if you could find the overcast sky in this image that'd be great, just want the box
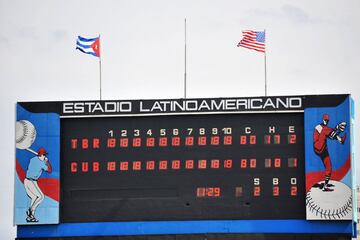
[1,0,360,238]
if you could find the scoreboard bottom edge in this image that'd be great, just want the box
[16,233,352,240]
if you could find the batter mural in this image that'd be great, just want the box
[14,105,60,225]
[305,97,352,220]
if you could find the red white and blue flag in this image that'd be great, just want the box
[76,36,100,57]
[237,30,265,53]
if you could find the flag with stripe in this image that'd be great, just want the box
[237,30,265,53]
[76,36,100,57]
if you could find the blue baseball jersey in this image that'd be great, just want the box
[26,156,48,180]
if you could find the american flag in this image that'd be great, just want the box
[237,30,265,53]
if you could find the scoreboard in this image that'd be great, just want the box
[14,95,356,239]
[62,113,304,222]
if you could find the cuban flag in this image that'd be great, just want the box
[76,36,100,57]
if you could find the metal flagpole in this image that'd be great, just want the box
[184,18,187,99]
[264,29,267,96]
[99,34,102,100]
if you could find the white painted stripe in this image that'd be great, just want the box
[77,39,95,46]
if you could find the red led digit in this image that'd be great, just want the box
[81,162,89,172]
[71,139,78,149]
[274,158,281,168]
[211,159,220,169]
[82,139,89,149]
[146,161,155,170]
[250,135,256,144]
[172,137,180,146]
[133,138,141,147]
[93,162,99,172]
[197,187,205,197]
[198,136,207,146]
[291,186,298,196]
[214,187,221,197]
[159,137,168,147]
[250,158,256,168]
[107,138,116,148]
[223,136,232,145]
[172,160,180,169]
[107,162,116,171]
[133,161,141,170]
[198,160,207,169]
[211,136,220,145]
[224,159,232,169]
[264,135,271,144]
[71,162,77,172]
[120,161,128,171]
[146,138,155,147]
[240,159,247,168]
[93,138,100,148]
[206,187,213,197]
[159,160,168,170]
[240,135,247,145]
[253,186,261,197]
[185,136,194,146]
[120,138,128,147]
[273,186,280,196]
[288,134,297,144]
[274,134,281,144]
[185,160,194,169]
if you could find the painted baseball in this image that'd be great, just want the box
[16,120,37,150]
[306,180,352,220]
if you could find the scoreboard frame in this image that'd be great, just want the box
[15,94,356,239]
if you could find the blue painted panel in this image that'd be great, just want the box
[17,220,353,238]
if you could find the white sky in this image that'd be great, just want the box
[1,0,360,238]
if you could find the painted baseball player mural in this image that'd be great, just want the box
[305,97,353,221]
[313,114,346,192]
[24,147,52,222]
[15,105,60,225]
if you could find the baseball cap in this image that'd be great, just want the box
[323,114,330,121]
[37,147,48,156]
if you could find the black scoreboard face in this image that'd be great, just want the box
[61,113,305,222]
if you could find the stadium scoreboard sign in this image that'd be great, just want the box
[60,96,303,114]
[15,94,356,239]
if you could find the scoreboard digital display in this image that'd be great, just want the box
[61,113,304,222]
[14,94,356,239]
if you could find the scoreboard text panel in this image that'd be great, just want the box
[61,113,305,222]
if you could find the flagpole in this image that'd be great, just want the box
[184,18,187,99]
[99,34,102,100]
[264,29,267,96]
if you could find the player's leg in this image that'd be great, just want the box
[24,179,40,221]
[322,155,332,191]
[24,179,36,203]
[24,179,37,216]
[31,181,45,213]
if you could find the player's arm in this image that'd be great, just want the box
[313,127,324,152]
[313,129,320,143]
[329,122,346,143]
[336,134,346,144]
[45,157,52,173]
